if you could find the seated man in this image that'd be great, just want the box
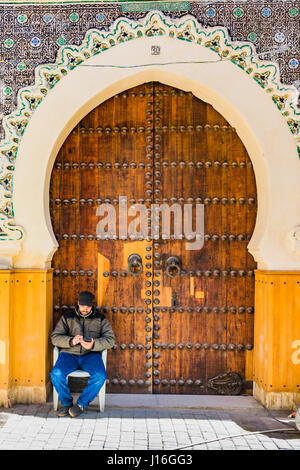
[50,291,115,417]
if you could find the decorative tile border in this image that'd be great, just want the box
[122,2,190,13]
[0,10,299,241]
[1,2,300,124]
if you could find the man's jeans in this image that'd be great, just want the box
[50,351,107,409]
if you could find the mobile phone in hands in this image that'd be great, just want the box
[83,336,92,342]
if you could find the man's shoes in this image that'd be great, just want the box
[69,403,86,418]
[56,405,71,417]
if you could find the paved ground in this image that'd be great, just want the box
[0,395,299,451]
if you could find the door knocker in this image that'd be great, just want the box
[128,254,143,275]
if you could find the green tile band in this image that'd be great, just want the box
[122,2,190,12]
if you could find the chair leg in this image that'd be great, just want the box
[53,387,58,411]
[99,381,106,413]
[99,389,104,412]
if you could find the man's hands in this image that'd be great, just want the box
[80,338,94,350]
[70,335,83,346]
[70,335,94,350]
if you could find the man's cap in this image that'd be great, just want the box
[78,291,95,307]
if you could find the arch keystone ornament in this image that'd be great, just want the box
[0,11,299,408]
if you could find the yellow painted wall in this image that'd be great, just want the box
[1,267,300,408]
[253,270,300,409]
[0,271,14,406]
[0,269,53,407]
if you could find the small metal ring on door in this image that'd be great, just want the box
[128,254,143,275]
[166,256,181,278]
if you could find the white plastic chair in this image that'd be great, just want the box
[53,346,107,412]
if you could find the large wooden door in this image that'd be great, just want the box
[50,82,257,395]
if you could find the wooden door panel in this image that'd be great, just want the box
[97,240,152,393]
[50,81,257,395]
[151,82,256,394]
[51,83,155,394]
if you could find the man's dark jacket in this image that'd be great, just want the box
[51,306,115,355]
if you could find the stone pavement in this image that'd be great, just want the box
[0,395,299,451]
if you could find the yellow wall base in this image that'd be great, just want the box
[0,269,53,408]
[1,386,47,405]
[254,383,300,410]
[253,270,300,409]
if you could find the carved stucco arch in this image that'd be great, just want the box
[0,11,299,269]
